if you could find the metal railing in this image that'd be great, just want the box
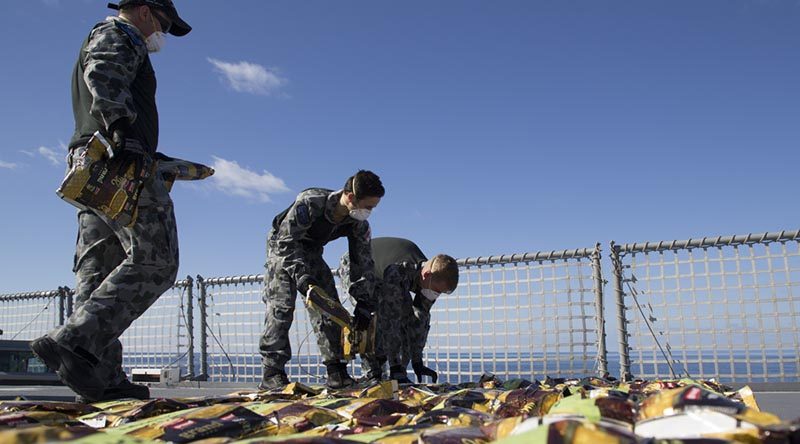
[611,231,800,383]
[2,230,798,385]
[196,274,267,383]
[119,277,195,379]
[0,280,195,380]
[195,273,352,384]
[425,245,606,382]
[0,288,70,341]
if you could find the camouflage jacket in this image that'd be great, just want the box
[383,261,435,363]
[70,16,158,152]
[269,188,376,303]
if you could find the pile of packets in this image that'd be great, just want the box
[1,374,798,443]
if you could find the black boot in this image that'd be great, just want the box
[361,357,385,384]
[365,368,383,384]
[29,336,60,371]
[390,365,412,384]
[76,379,150,403]
[258,367,290,390]
[31,336,105,402]
[326,363,355,389]
[102,379,150,400]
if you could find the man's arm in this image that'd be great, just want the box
[382,264,416,382]
[345,221,377,304]
[274,198,318,292]
[409,297,434,363]
[82,22,143,132]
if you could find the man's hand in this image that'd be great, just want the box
[412,360,438,383]
[107,118,132,155]
[352,301,374,331]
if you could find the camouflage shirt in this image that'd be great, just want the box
[269,188,376,303]
[383,261,435,363]
[70,16,158,152]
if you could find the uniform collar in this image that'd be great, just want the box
[111,16,146,41]
[324,190,344,223]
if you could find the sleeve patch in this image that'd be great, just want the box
[296,204,311,225]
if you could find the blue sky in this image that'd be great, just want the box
[0,0,798,294]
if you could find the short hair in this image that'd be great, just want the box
[430,254,459,292]
[344,170,385,200]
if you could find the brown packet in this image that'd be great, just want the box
[57,131,154,227]
[127,404,269,442]
[0,410,76,428]
[418,425,490,444]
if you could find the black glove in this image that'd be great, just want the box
[412,360,438,384]
[107,118,132,156]
[352,301,374,331]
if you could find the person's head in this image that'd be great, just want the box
[420,254,459,301]
[342,170,385,221]
[110,0,191,39]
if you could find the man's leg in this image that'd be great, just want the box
[258,255,295,388]
[49,179,179,398]
[40,209,126,397]
[68,210,129,388]
[386,291,414,383]
[305,257,354,388]
[361,281,388,381]
[307,261,344,363]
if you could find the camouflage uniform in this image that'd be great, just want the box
[260,188,376,372]
[46,16,179,386]
[69,17,159,153]
[383,262,435,368]
[338,238,433,373]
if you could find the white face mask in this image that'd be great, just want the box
[146,31,166,53]
[349,208,371,221]
[421,288,440,301]
[348,176,372,221]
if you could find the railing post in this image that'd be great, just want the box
[65,287,74,318]
[57,287,66,326]
[591,243,608,376]
[196,275,209,381]
[610,242,633,381]
[185,275,195,379]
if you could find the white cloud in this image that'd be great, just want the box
[210,156,289,202]
[0,161,17,169]
[37,146,63,166]
[208,58,287,96]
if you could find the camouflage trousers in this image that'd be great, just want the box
[259,245,345,372]
[50,146,179,386]
[360,282,415,376]
[337,256,414,376]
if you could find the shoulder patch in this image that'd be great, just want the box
[114,20,145,47]
[296,204,311,225]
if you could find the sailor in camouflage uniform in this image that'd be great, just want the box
[339,237,459,384]
[31,0,192,402]
[259,170,385,389]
